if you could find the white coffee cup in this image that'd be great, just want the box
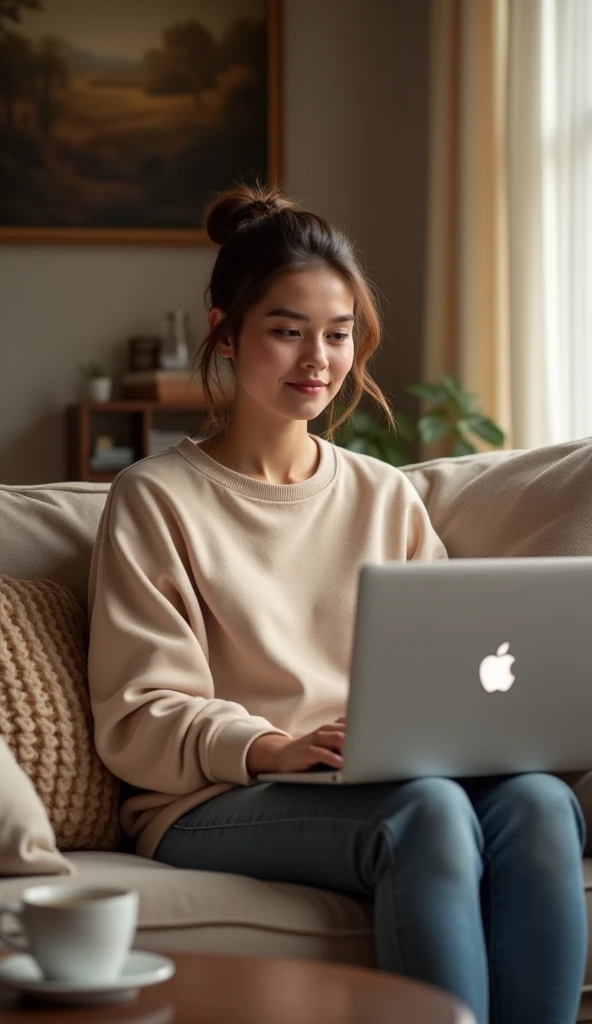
[0,884,139,984]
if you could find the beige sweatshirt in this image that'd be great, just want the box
[87,435,448,857]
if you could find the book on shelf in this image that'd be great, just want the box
[122,370,229,405]
[122,370,200,403]
[89,445,135,471]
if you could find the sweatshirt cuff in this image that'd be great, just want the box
[208,719,290,786]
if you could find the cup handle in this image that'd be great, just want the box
[0,902,29,952]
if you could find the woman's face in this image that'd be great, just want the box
[212,267,356,423]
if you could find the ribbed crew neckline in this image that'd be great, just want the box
[174,434,338,502]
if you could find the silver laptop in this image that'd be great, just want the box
[257,557,592,785]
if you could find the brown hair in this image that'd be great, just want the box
[195,182,393,438]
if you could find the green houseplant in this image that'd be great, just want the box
[335,372,505,466]
[79,360,109,380]
[79,361,113,403]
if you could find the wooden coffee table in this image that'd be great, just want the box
[0,949,475,1023]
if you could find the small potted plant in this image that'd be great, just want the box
[80,361,113,403]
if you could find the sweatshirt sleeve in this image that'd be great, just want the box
[401,476,449,562]
[87,471,289,796]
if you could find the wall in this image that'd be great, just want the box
[0,0,430,483]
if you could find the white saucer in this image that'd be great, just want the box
[0,950,175,1005]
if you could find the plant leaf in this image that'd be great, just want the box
[456,392,481,417]
[406,382,447,403]
[418,415,452,445]
[366,441,384,461]
[456,419,472,440]
[349,409,375,434]
[385,447,410,466]
[441,372,463,399]
[450,439,476,457]
[335,426,354,445]
[467,416,505,447]
[376,421,397,441]
[423,402,450,419]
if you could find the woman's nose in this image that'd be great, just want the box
[301,338,329,368]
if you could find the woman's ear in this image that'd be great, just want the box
[208,307,224,331]
[208,308,234,361]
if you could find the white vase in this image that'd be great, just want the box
[88,377,113,402]
[159,310,190,370]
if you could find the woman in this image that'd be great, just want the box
[88,184,586,1024]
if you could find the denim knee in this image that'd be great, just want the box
[380,777,484,878]
[494,773,586,865]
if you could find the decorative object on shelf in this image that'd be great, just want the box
[128,336,162,372]
[89,446,135,473]
[79,361,113,403]
[89,435,135,473]
[334,373,506,466]
[0,1,281,246]
[122,370,195,403]
[159,310,191,371]
[94,435,116,451]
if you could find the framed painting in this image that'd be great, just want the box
[0,0,281,245]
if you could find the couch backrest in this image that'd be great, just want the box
[407,436,592,558]
[0,482,109,607]
[1,436,591,607]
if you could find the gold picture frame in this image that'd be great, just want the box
[0,0,282,246]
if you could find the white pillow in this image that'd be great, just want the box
[0,737,74,876]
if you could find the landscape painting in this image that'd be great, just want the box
[0,0,281,243]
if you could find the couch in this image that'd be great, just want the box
[1,436,592,1019]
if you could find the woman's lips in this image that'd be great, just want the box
[286,382,328,395]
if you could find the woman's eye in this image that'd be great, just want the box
[272,328,349,341]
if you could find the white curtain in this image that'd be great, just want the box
[509,0,592,447]
[425,0,592,452]
[424,0,513,450]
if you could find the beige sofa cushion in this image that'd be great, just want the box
[402,436,592,557]
[0,851,375,965]
[0,737,73,877]
[0,576,120,852]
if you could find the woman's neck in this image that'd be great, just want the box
[199,414,319,486]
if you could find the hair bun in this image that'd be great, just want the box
[205,183,295,246]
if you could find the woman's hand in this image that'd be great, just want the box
[246,717,346,776]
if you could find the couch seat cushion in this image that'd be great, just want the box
[0,850,373,940]
[2,853,592,1009]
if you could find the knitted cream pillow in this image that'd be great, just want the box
[0,576,119,851]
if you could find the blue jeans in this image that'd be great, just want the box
[155,773,587,1024]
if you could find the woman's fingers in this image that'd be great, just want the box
[315,727,345,748]
[309,745,343,767]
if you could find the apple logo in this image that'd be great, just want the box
[479,642,516,693]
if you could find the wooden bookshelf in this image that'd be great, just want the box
[67,401,209,482]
